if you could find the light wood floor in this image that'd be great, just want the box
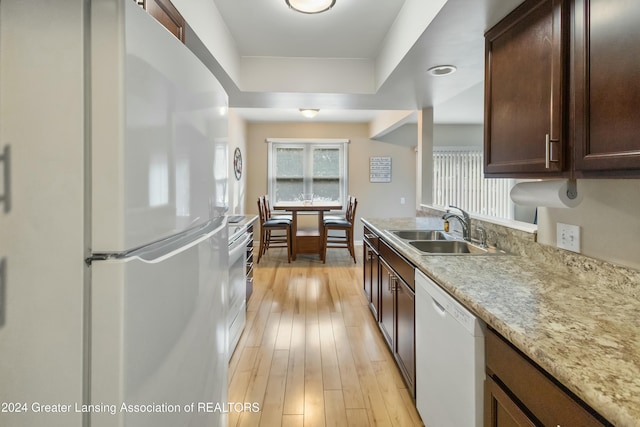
[227,245,424,427]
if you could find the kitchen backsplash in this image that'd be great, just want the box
[417,206,640,299]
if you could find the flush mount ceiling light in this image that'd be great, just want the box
[285,0,336,14]
[299,108,319,118]
[427,65,457,77]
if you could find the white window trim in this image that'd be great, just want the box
[266,138,349,209]
[266,138,350,144]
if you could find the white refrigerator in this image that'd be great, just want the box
[0,1,229,426]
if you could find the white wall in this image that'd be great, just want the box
[433,124,483,147]
[227,109,248,215]
[245,122,416,241]
[375,0,447,88]
[240,57,375,94]
[537,179,640,270]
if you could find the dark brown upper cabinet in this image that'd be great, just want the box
[572,0,640,175]
[137,0,185,43]
[484,0,569,178]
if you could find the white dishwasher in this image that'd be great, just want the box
[415,269,485,427]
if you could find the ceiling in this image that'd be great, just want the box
[213,0,406,59]
[211,0,524,125]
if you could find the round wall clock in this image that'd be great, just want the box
[233,147,243,180]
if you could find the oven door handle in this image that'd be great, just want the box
[229,233,252,262]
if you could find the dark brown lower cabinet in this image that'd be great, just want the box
[379,240,416,396]
[378,259,395,349]
[485,328,609,426]
[485,376,536,427]
[370,250,379,320]
[362,228,416,396]
[363,231,380,320]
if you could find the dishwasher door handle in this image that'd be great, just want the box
[431,297,447,316]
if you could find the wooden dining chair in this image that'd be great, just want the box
[323,194,351,222]
[256,196,292,263]
[264,195,292,221]
[322,196,357,264]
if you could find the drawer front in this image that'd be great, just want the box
[486,329,606,427]
[379,239,414,290]
[363,226,379,252]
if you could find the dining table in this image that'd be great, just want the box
[272,201,342,261]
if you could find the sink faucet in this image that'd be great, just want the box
[442,205,471,241]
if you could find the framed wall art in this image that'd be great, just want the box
[233,147,243,180]
[369,156,391,182]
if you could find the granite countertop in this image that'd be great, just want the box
[362,217,640,427]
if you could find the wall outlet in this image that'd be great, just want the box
[400,197,405,205]
[557,223,581,253]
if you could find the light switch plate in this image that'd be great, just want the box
[557,223,581,253]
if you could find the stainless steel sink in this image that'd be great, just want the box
[388,228,508,255]
[408,240,490,254]
[390,230,450,241]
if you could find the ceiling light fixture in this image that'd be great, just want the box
[427,65,457,77]
[285,0,336,14]
[299,108,319,118]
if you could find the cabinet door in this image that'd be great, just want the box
[364,242,380,320]
[486,329,607,427]
[379,260,394,350]
[395,276,415,395]
[370,251,379,321]
[485,376,537,427]
[484,0,568,177]
[363,243,373,302]
[144,0,185,42]
[573,0,640,173]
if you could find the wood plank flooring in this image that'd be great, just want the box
[228,245,424,427]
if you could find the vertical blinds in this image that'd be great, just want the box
[433,148,514,220]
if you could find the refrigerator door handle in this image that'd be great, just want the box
[0,145,11,213]
[90,218,226,265]
[0,257,6,328]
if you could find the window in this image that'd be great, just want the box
[266,139,349,205]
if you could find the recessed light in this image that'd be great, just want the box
[299,109,319,118]
[285,0,336,14]
[427,65,457,77]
